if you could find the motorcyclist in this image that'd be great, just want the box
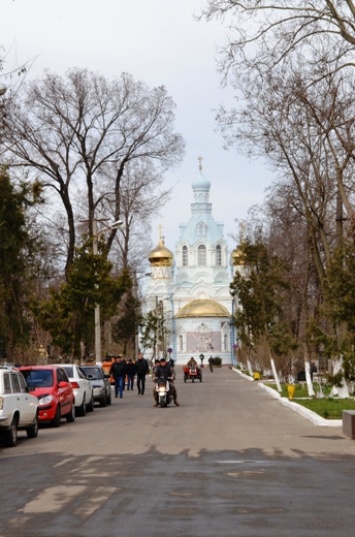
[153,357,179,407]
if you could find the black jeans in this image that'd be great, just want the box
[137,375,146,394]
[127,375,135,390]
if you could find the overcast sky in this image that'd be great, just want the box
[1,0,273,252]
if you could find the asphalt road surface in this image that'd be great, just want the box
[1,367,355,537]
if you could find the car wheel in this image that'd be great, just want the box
[4,417,18,447]
[51,405,61,427]
[86,394,94,412]
[66,404,76,423]
[76,395,86,417]
[26,413,39,438]
[100,395,107,407]
[106,390,112,406]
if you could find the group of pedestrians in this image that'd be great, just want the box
[108,353,180,406]
[109,353,149,398]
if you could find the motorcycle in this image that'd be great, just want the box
[155,377,173,408]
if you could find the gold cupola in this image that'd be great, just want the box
[231,222,246,266]
[175,299,230,318]
[231,245,245,266]
[148,237,173,267]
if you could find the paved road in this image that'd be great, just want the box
[1,367,354,537]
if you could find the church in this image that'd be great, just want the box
[141,163,240,366]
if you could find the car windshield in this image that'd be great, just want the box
[21,369,53,387]
[81,367,101,380]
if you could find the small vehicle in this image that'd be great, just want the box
[0,366,39,447]
[19,365,75,427]
[81,365,112,407]
[183,364,202,383]
[155,377,172,408]
[54,364,95,416]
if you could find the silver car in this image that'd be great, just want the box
[80,365,112,407]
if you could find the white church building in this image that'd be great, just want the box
[141,165,239,366]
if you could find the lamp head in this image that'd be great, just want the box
[111,219,124,229]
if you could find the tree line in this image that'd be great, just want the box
[0,67,184,362]
[202,1,355,384]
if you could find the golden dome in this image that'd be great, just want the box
[148,239,174,267]
[231,246,245,266]
[175,299,230,318]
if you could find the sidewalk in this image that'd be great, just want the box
[233,367,342,427]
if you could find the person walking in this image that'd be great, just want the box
[135,352,149,395]
[110,355,127,398]
[208,356,214,372]
[126,359,137,390]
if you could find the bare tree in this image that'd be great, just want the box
[202,1,355,237]
[98,159,172,271]
[221,60,345,269]
[3,69,185,276]
[202,1,355,79]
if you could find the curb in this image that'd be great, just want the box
[233,368,342,427]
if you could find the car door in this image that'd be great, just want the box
[57,368,72,414]
[10,372,32,426]
[17,372,37,425]
[77,366,92,401]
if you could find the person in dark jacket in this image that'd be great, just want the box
[126,359,137,390]
[109,355,127,398]
[153,357,179,406]
[135,352,149,395]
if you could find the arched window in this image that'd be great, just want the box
[216,245,222,266]
[198,244,206,266]
[224,334,228,351]
[182,245,188,266]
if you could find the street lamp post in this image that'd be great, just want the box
[93,219,123,363]
[155,297,164,359]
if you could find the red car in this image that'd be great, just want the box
[19,365,75,427]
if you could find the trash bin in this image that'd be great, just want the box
[253,372,260,381]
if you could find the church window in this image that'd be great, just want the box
[216,245,222,266]
[198,244,206,265]
[182,245,188,266]
[197,221,207,237]
[224,334,228,351]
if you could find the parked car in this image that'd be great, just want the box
[53,364,94,417]
[80,365,111,407]
[19,365,75,427]
[0,366,39,447]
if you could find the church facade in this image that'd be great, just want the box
[141,166,238,365]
